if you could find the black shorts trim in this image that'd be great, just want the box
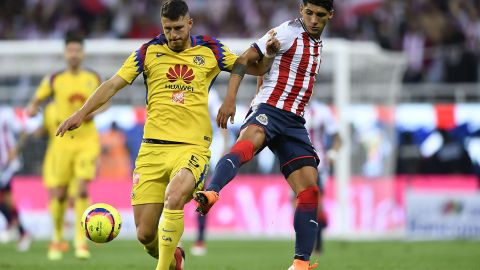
[142,138,185,145]
[281,156,318,179]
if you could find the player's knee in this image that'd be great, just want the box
[164,189,188,210]
[136,227,157,245]
[55,190,68,202]
[296,186,319,211]
[77,190,88,198]
[230,140,255,164]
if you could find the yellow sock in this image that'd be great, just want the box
[156,209,184,270]
[49,198,66,242]
[74,197,89,248]
[144,232,159,259]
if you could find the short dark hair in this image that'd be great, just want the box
[65,31,84,46]
[161,0,189,20]
[303,0,334,12]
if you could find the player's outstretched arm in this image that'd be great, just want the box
[56,75,128,137]
[217,33,279,129]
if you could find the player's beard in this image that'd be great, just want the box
[68,58,82,70]
[169,39,185,52]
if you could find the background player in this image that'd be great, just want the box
[304,99,342,255]
[195,1,334,269]
[190,87,230,257]
[0,104,32,252]
[56,1,279,269]
[26,32,101,260]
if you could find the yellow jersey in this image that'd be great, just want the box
[116,34,238,148]
[43,102,58,139]
[35,69,101,143]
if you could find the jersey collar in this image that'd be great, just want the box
[299,18,322,43]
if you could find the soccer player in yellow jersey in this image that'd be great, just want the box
[57,1,279,269]
[27,33,101,260]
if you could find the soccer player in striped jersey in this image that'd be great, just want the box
[194,1,335,269]
[56,1,279,269]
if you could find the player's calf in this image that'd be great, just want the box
[206,140,254,193]
[293,186,319,262]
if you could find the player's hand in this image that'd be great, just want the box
[7,149,18,165]
[56,111,85,137]
[265,30,280,58]
[25,103,40,117]
[217,100,236,129]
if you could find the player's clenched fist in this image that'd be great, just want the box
[265,30,280,58]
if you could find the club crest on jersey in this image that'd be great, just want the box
[256,114,268,125]
[172,91,185,104]
[166,64,195,84]
[193,55,205,66]
[68,93,87,104]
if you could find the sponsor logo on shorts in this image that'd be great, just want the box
[133,173,140,185]
[256,114,268,125]
[172,91,185,104]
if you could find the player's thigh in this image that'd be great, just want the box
[42,144,57,189]
[271,134,319,193]
[238,124,267,153]
[52,146,75,186]
[286,166,318,195]
[133,203,164,241]
[74,145,99,181]
[171,145,210,200]
[165,168,196,209]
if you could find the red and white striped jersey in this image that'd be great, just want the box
[251,19,323,116]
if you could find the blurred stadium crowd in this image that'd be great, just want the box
[0,0,479,178]
[1,0,479,82]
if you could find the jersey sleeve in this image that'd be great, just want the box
[34,75,53,101]
[196,35,238,72]
[217,41,238,72]
[252,21,292,58]
[116,45,147,84]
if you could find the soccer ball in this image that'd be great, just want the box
[81,203,122,243]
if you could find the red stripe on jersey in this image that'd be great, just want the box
[267,38,298,106]
[283,33,311,112]
[296,42,320,115]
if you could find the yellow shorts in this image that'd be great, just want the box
[43,143,80,197]
[131,143,210,205]
[42,143,56,188]
[48,140,100,188]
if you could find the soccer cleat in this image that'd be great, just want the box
[75,244,91,259]
[17,233,32,252]
[173,247,185,270]
[47,242,65,261]
[190,241,207,256]
[288,259,318,270]
[193,190,219,215]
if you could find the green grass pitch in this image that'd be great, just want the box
[0,240,479,270]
